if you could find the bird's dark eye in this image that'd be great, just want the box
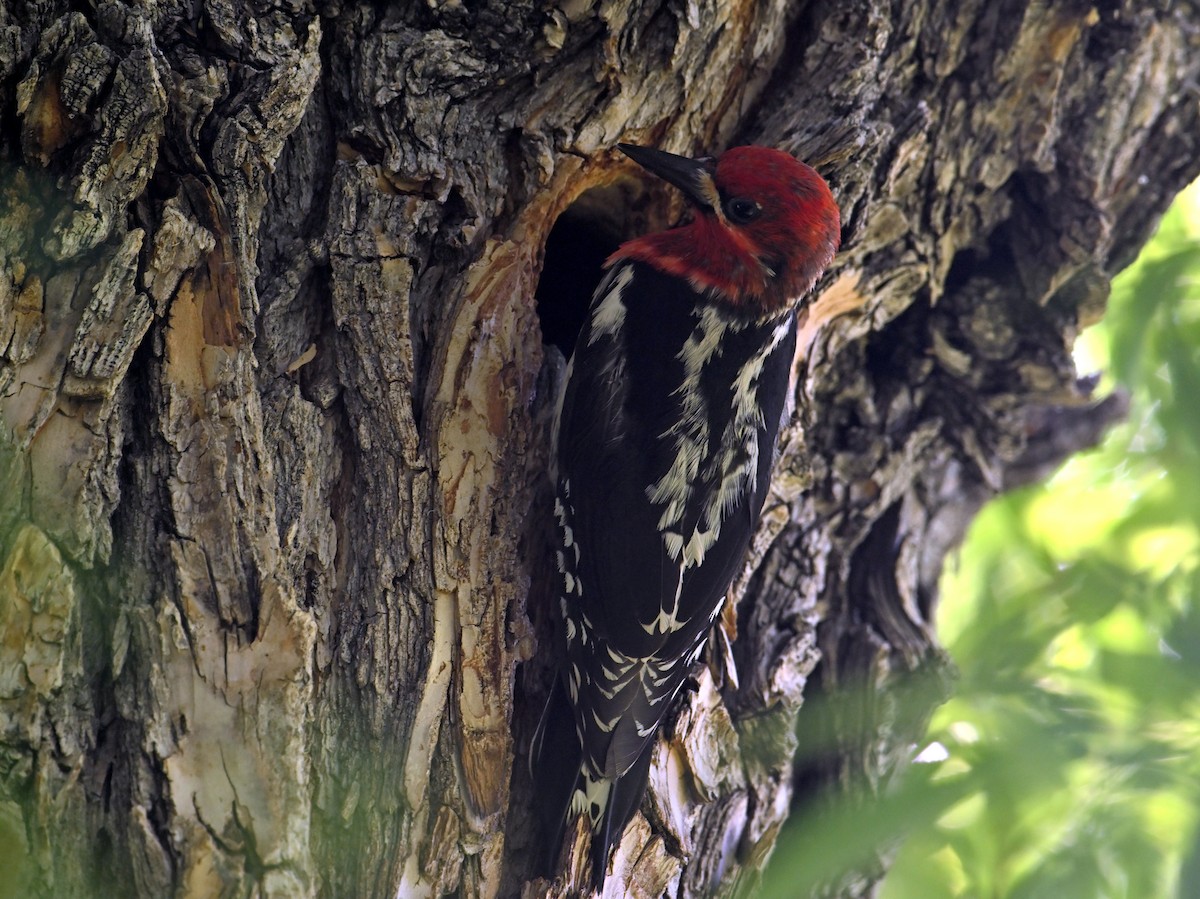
[725,197,761,224]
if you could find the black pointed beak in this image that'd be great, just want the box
[618,144,718,211]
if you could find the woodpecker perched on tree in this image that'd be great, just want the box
[533,143,841,888]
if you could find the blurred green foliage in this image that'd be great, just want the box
[882,179,1200,898]
[761,179,1200,898]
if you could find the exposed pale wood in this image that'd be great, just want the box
[0,2,1196,898]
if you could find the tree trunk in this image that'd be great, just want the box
[1,1,1196,897]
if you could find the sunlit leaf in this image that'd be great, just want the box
[878,177,1200,899]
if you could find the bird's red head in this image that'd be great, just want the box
[610,144,841,318]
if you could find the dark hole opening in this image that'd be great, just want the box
[534,181,651,356]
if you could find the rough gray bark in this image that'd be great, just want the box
[0,2,1196,898]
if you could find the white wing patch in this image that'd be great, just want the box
[649,309,793,569]
[646,306,729,531]
[640,564,686,634]
[555,492,584,597]
[709,317,794,526]
[591,707,617,733]
[588,265,633,344]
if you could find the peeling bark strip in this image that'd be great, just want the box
[0,2,1196,898]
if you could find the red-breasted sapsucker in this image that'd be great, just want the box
[533,143,841,889]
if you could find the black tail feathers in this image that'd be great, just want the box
[590,745,653,889]
[531,680,657,891]
[531,679,583,876]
